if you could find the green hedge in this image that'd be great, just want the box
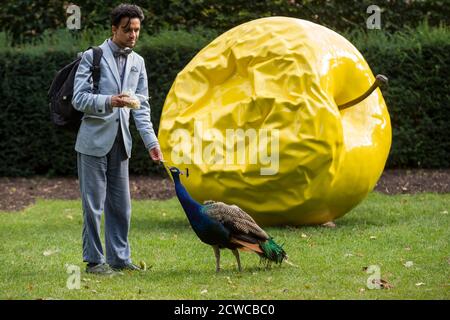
[0,30,214,176]
[0,25,448,177]
[1,0,448,45]
[353,25,450,168]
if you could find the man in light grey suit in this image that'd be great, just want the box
[72,4,163,275]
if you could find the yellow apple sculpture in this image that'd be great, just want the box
[158,17,391,226]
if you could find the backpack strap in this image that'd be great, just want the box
[87,46,103,94]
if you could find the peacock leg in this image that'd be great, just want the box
[232,249,242,272]
[213,245,221,272]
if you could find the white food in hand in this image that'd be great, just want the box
[123,96,140,109]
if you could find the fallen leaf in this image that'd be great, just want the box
[321,221,336,228]
[362,266,393,289]
[139,260,147,271]
[404,261,414,268]
[344,253,354,257]
[415,282,426,286]
[344,252,364,258]
[43,249,60,256]
[371,278,394,289]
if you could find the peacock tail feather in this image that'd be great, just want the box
[259,238,287,265]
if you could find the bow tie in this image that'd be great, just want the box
[113,47,132,58]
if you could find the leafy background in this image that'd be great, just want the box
[0,1,448,176]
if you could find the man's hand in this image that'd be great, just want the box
[149,145,163,164]
[111,94,130,108]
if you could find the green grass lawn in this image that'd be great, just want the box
[0,192,448,300]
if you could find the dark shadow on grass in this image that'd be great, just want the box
[334,217,388,228]
[131,216,190,232]
[336,212,409,229]
[153,264,282,277]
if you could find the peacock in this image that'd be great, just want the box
[167,166,287,272]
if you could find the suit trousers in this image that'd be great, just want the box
[77,128,132,267]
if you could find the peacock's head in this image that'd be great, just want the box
[169,166,183,176]
[168,166,189,181]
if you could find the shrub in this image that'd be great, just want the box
[0,29,214,176]
[1,0,448,45]
[350,24,450,168]
[0,24,448,176]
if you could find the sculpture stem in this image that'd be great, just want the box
[338,74,388,110]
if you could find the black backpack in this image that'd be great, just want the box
[48,46,103,131]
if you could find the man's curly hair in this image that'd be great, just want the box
[111,4,144,27]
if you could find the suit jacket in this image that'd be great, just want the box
[72,39,158,158]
